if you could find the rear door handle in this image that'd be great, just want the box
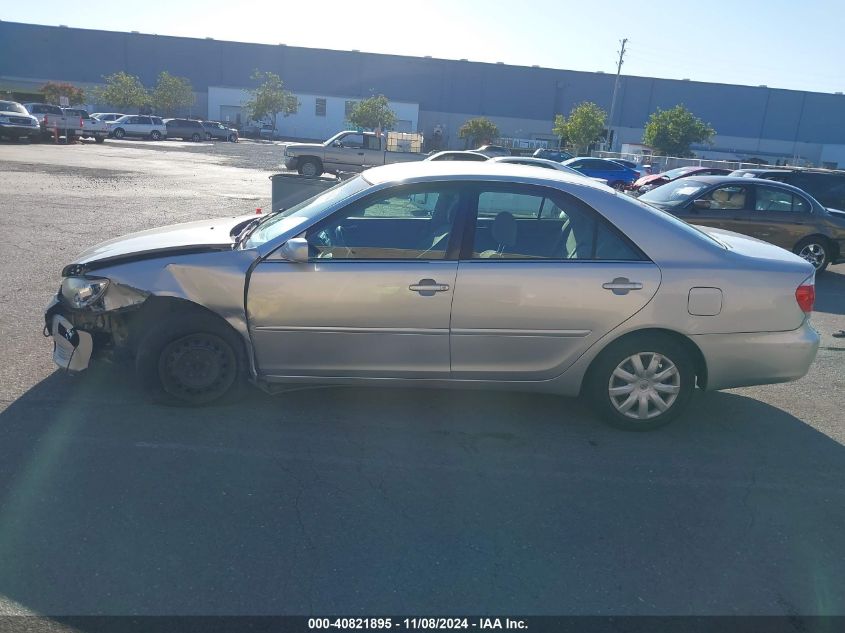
[602,278,643,295]
[409,279,450,296]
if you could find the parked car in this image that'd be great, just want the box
[632,166,732,195]
[202,120,239,142]
[284,130,425,177]
[476,144,511,157]
[730,167,845,213]
[107,115,167,140]
[164,118,206,142]
[44,162,818,431]
[563,157,640,189]
[63,108,109,143]
[22,102,83,141]
[0,100,40,141]
[639,176,845,272]
[91,113,125,122]
[533,148,574,162]
[489,156,606,183]
[425,150,490,162]
[612,158,651,178]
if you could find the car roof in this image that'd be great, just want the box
[673,175,824,199]
[362,160,609,191]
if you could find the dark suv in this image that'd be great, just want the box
[730,168,845,212]
[164,118,206,142]
[201,120,239,142]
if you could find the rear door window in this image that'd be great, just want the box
[755,186,809,213]
[470,185,644,260]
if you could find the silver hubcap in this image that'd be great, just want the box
[301,162,317,177]
[608,352,680,420]
[798,243,825,269]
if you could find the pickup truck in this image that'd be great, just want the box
[64,108,109,143]
[284,130,425,177]
[22,103,84,141]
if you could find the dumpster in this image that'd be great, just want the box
[269,173,338,212]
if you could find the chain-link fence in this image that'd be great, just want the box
[592,151,775,173]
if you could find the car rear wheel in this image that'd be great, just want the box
[587,334,695,431]
[298,159,322,177]
[150,130,162,141]
[113,127,125,139]
[191,132,201,142]
[228,134,237,143]
[794,237,829,273]
[136,313,248,406]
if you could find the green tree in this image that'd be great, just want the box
[552,113,568,148]
[458,117,499,148]
[245,70,299,137]
[91,72,149,111]
[40,81,85,106]
[348,95,397,131]
[562,102,606,154]
[151,71,195,116]
[642,104,716,157]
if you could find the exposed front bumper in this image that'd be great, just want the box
[692,320,820,391]
[284,157,299,170]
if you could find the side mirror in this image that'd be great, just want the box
[332,141,343,147]
[692,199,712,210]
[278,237,309,263]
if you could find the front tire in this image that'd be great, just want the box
[136,313,247,406]
[95,135,106,144]
[794,236,829,273]
[298,158,322,177]
[587,334,695,431]
[113,127,125,139]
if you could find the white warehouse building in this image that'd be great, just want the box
[207,87,419,140]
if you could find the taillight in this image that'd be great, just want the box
[795,276,815,314]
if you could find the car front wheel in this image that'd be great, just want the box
[150,130,162,141]
[587,334,695,430]
[112,127,125,139]
[136,313,247,406]
[298,159,322,177]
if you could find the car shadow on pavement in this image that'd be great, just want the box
[0,367,843,616]
[816,267,845,316]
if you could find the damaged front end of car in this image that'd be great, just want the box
[44,270,151,372]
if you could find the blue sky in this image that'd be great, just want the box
[4,0,844,94]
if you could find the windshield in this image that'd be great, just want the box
[0,101,27,114]
[628,193,727,248]
[245,175,370,248]
[661,167,695,180]
[639,178,709,207]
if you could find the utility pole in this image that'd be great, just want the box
[607,38,628,152]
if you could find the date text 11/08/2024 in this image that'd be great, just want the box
[307,618,528,630]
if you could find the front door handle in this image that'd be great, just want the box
[409,278,450,296]
[602,277,643,295]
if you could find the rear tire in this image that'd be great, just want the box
[95,135,105,143]
[228,134,237,143]
[587,334,695,431]
[150,130,162,141]
[298,159,322,177]
[135,313,248,406]
[191,133,201,142]
[793,236,830,273]
[113,127,125,139]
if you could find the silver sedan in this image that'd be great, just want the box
[45,162,820,430]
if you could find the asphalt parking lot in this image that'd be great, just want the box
[0,139,844,616]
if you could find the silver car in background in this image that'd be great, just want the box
[44,162,819,430]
